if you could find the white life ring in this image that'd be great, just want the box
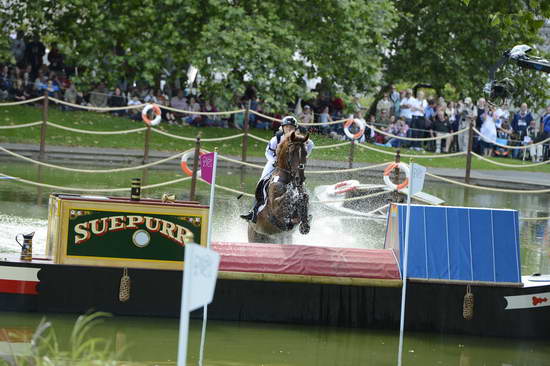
[333,180,360,195]
[343,118,365,140]
[383,162,410,191]
[180,149,206,177]
[142,104,162,126]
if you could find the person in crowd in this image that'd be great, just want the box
[399,89,414,127]
[127,94,142,121]
[170,89,188,123]
[390,85,400,117]
[431,108,452,153]
[409,90,427,151]
[385,117,409,148]
[186,96,202,126]
[24,35,45,81]
[511,103,533,159]
[12,78,29,101]
[480,110,497,157]
[108,87,127,116]
[494,117,513,157]
[62,83,79,110]
[522,120,543,162]
[11,31,26,68]
[376,92,393,119]
[458,97,476,152]
[89,82,108,108]
[203,100,223,127]
[318,106,333,135]
[47,42,64,73]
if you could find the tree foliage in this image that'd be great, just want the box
[0,0,397,109]
[384,0,550,109]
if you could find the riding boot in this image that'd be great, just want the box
[240,201,258,223]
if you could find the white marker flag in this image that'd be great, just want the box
[409,163,427,196]
[177,243,220,365]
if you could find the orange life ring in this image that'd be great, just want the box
[142,104,162,126]
[383,162,410,191]
[343,118,365,140]
[180,150,206,177]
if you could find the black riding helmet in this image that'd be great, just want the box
[281,116,298,127]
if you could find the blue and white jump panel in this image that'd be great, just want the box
[384,204,521,284]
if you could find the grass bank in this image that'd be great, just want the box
[1,104,549,173]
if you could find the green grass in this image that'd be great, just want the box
[1,104,549,173]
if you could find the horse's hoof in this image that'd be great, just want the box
[299,222,310,235]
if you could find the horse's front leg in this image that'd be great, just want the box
[298,191,311,235]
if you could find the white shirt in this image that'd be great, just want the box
[480,116,497,143]
[411,98,426,117]
[400,97,414,119]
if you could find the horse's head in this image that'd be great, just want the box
[276,131,309,186]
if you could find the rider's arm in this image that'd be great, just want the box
[306,139,314,156]
[265,136,277,161]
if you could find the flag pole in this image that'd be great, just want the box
[198,148,218,366]
[177,245,192,366]
[397,162,414,366]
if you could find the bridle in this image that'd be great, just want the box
[279,141,307,187]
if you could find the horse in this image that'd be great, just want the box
[247,131,311,244]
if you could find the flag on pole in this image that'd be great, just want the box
[409,163,426,196]
[199,152,215,184]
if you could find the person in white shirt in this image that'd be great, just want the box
[399,89,414,125]
[240,116,314,223]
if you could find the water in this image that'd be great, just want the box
[1,161,550,364]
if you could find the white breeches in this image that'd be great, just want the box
[261,160,276,181]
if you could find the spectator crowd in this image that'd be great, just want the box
[1,34,549,162]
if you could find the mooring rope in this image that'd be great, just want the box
[355,142,468,159]
[0,121,43,129]
[425,172,550,194]
[0,172,191,192]
[0,96,45,106]
[473,127,550,149]
[151,128,245,142]
[0,146,185,173]
[472,152,550,168]
[49,97,146,112]
[47,121,148,135]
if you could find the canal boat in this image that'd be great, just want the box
[1,194,549,339]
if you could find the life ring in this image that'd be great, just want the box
[334,180,360,195]
[142,104,162,126]
[180,150,206,177]
[383,162,410,191]
[343,118,365,140]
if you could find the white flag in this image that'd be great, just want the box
[184,244,220,312]
[409,163,427,196]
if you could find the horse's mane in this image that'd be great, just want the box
[276,132,308,169]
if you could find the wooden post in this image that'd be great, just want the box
[465,120,474,184]
[241,100,251,163]
[143,125,151,164]
[189,133,202,201]
[348,140,355,169]
[39,92,49,162]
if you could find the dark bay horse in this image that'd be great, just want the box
[248,131,311,243]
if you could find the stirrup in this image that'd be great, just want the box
[240,211,253,221]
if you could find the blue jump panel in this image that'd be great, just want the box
[386,204,521,284]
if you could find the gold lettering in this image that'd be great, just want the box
[126,215,144,229]
[74,222,90,244]
[175,225,193,246]
[160,219,177,240]
[109,215,126,231]
[90,218,110,236]
[145,216,160,232]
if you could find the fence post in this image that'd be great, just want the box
[189,134,202,201]
[143,125,151,164]
[348,140,355,169]
[39,92,49,162]
[465,120,474,184]
[242,100,251,163]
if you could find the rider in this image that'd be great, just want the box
[240,115,314,223]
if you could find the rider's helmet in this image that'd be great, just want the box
[281,116,298,127]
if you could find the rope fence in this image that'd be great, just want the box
[473,127,550,150]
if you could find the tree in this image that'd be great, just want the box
[0,0,397,109]
[383,0,550,109]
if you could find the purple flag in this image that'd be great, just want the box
[199,152,215,184]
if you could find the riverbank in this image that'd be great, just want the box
[2,142,550,190]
